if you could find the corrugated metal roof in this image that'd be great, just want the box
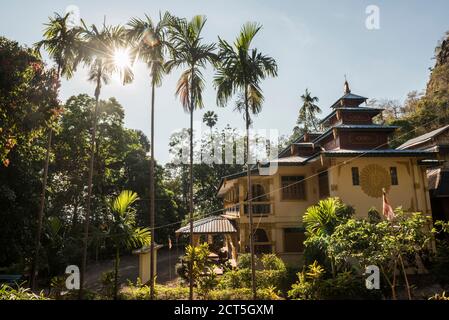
[336,124,399,130]
[176,216,237,234]
[397,125,449,150]
[320,107,383,124]
[270,155,308,163]
[322,149,435,157]
[428,169,449,197]
[330,92,368,108]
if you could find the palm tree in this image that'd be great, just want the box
[126,12,170,300]
[31,12,82,290]
[214,22,278,299]
[107,190,151,299]
[78,21,134,298]
[165,15,217,300]
[203,111,218,134]
[303,197,354,276]
[297,88,321,133]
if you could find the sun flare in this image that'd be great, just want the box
[113,48,131,69]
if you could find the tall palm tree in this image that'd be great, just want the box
[203,110,218,134]
[126,12,170,300]
[165,15,217,300]
[214,22,278,299]
[78,21,134,298]
[107,190,151,300]
[31,12,82,290]
[297,88,321,133]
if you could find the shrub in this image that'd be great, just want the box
[175,262,188,282]
[237,253,256,269]
[0,283,48,300]
[429,292,449,300]
[368,207,382,224]
[288,262,381,300]
[197,267,218,299]
[257,270,286,290]
[318,272,381,300]
[183,243,213,286]
[219,254,287,292]
[100,270,116,299]
[218,268,251,289]
[261,254,286,271]
[121,284,190,300]
[288,261,325,300]
[430,240,449,285]
[208,287,282,300]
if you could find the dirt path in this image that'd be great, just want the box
[85,247,183,290]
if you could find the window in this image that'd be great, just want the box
[284,228,306,253]
[252,229,271,254]
[351,167,360,186]
[318,171,330,199]
[281,176,306,200]
[254,229,269,242]
[390,167,398,185]
[245,184,268,202]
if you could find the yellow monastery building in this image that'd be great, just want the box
[215,82,437,265]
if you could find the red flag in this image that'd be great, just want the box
[382,188,395,221]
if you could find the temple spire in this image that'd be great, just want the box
[344,76,351,94]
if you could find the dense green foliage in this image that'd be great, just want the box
[0,283,48,300]
[0,37,60,166]
[218,253,287,295]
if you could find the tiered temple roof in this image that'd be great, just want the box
[281,81,435,159]
[216,82,436,195]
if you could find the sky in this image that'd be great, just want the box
[1,0,449,163]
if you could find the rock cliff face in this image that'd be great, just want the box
[427,32,449,96]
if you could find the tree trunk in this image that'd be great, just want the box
[189,67,195,300]
[392,258,398,300]
[245,86,257,300]
[30,64,61,291]
[30,128,52,291]
[149,80,156,300]
[399,254,412,300]
[114,247,120,300]
[80,65,102,299]
[71,200,79,233]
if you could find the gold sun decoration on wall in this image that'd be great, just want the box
[360,164,391,198]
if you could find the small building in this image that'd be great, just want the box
[216,81,436,266]
[398,124,449,222]
[175,215,238,262]
[133,244,163,285]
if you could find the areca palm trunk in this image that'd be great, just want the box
[30,65,61,291]
[114,247,120,300]
[245,87,257,300]
[30,128,52,291]
[80,63,102,299]
[189,67,195,300]
[149,80,156,300]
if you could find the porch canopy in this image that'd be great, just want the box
[175,215,237,235]
[176,215,238,261]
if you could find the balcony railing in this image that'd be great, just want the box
[224,204,240,216]
[224,201,274,217]
[243,201,273,216]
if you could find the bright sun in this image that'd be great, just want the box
[114,48,131,69]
